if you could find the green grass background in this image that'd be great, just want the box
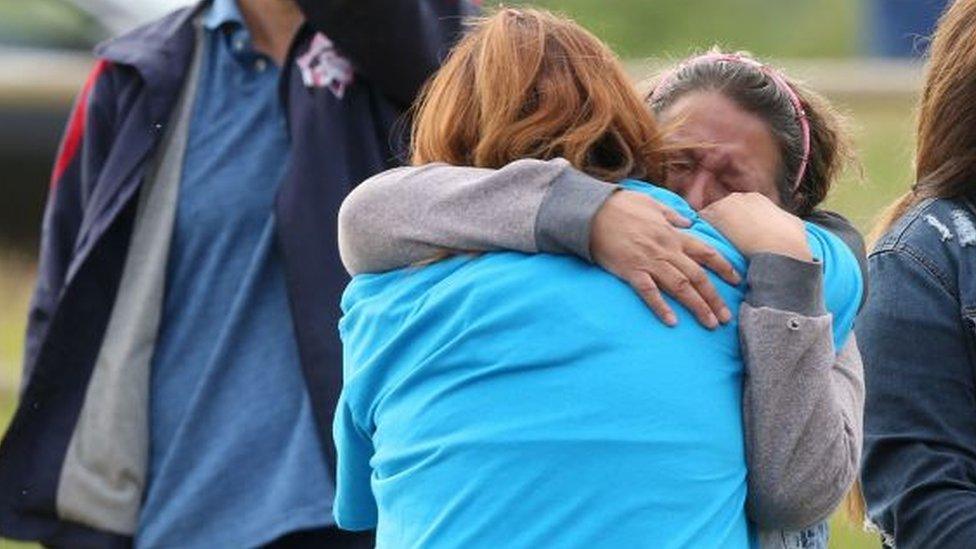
[1,1,918,547]
[512,0,861,59]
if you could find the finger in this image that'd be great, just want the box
[697,203,721,224]
[683,236,742,286]
[655,262,719,329]
[671,253,732,325]
[657,204,692,228]
[627,270,678,327]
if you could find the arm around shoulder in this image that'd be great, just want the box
[338,159,615,275]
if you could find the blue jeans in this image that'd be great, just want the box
[761,522,829,549]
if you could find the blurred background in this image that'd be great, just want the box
[0,1,950,547]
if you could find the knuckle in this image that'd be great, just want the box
[672,276,692,292]
[689,270,709,286]
[703,248,722,260]
[652,247,676,261]
[634,279,658,295]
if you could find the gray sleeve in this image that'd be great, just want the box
[739,254,865,531]
[337,158,616,275]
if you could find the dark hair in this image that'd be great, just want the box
[647,49,854,216]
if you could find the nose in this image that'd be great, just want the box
[683,170,713,210]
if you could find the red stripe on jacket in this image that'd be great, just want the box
[50,59,110,189]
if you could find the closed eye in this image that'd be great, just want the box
[666,152,698,173]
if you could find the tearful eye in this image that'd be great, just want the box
[667,157,697,174]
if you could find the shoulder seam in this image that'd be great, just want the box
[875,198,937,251]
[871,246,958,301]
[49,59,112,190]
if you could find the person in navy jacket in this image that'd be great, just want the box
[0,1,475,546]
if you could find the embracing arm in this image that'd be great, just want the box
[295,0,479,107]
[340,159,739,327]
[739,254,864,530]
[698,193,864,529]
[338,158,614,274]
[339,166,867,300]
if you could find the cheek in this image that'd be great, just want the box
[662,170,688,193]
[758,161,785,202]
[697,185,732,209]
[734,169,782,204]
[757,176,784,206]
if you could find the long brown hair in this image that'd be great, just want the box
[411,8,665,183]
[871,0,976,241]
[850,0,976,526]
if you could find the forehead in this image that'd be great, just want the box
[659,90,780,168]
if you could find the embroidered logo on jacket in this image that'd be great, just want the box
[296,33,354,98]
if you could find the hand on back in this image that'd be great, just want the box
[590,190,741,329]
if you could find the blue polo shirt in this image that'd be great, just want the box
[136,2,333,547]
[335,181,861,548]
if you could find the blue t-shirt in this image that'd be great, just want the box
[335,181,861,548]
[136,2,333,547]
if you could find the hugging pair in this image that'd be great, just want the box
[334,8,864,549]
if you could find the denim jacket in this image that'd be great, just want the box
[761,523,830,549]
[858,196,976,548]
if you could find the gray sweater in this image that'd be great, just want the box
[337,158,864,532]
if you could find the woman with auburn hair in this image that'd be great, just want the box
[333,9,862,547]
[409,9,666,182]
[340,32,865,549]
[858,0,976,546]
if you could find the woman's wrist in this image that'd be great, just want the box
[750,241,813,262]
[745,253,826,316]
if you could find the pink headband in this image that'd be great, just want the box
[650,53,811,191]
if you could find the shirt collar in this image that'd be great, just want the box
[202,0,245,31]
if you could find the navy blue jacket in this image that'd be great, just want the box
[859,196,976,548]
[0,1,474,545]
